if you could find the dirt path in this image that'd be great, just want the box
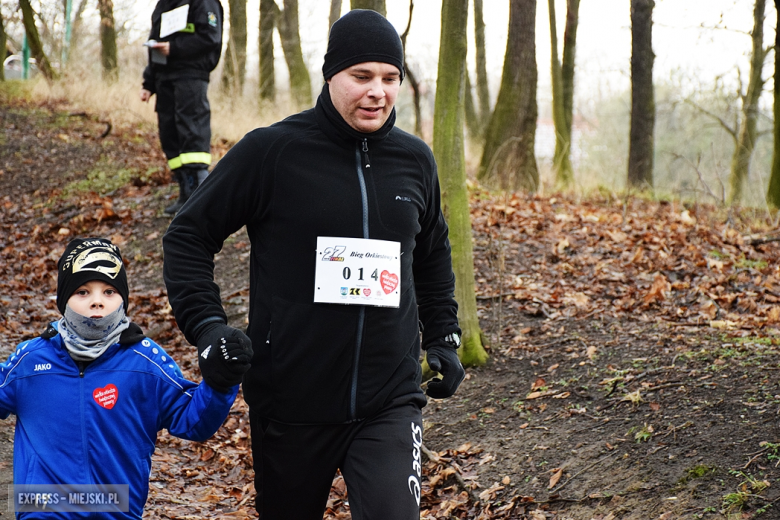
[424,317,780,519]
[3,96,780,519]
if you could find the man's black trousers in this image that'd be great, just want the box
[154,77,212,171]
[250,401,423,519]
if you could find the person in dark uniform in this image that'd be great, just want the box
[162,9,465,519]
[140,0,223,215]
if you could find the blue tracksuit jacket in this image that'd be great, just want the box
[0,323,238,519]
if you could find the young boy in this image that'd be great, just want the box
[0,238,252,518]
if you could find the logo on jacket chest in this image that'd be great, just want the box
[93,384,119,410]
[33,363,51,372]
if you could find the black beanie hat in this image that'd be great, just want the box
[322,9,404,82]
[57,238,129,314]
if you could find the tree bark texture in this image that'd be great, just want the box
[0,11,6,81]
[464,69,480,138]
[432,0,488,368]
[548,0,573,187]
[473,0,490,133]
[258,0,276,102]
[478,0,539,192]
[628,0,655,189]
[97,0,118,82]
[767,0,780,208]
[68,0,89,62]
[350,0,386,16]
[19,0,57,82]
[561,0,579,142]
[399,1,423,138]
[329,0,343,29]
[274,0,312,110]
[222,0,248,93]
[729,0,766,205]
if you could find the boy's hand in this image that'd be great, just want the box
[425,340,465,399]
[196,323,253,393]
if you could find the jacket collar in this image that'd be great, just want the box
[315,83,395,147]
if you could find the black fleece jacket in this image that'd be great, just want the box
[163,85,460,424]
[142,0,223,92]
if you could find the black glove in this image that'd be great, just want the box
[196,323,253,393]
[425,337,465,399]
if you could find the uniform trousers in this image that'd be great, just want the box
[250,400,423,520]
[153,77,211,171]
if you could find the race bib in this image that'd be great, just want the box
[314,237,401,308]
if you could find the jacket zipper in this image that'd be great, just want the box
[78,361,91,485]
[349,138,371,421]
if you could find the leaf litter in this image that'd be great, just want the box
[3,98,780,519]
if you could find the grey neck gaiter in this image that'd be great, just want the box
[58,305,130,361]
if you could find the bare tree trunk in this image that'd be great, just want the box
[399,1,423,138]
[329,0,342,29]
[729,0,766,205]
[350,0,386,16]
[404,65,424,138]
[473,0,490,133]
[552,0,580,187]
[768,0,780,208]
[222,0,248,94]
[69,0,89,61]
[275,0,313,110]
[627,0,655,190]
[464,69,480,138]
[562,0,580,147]
[19,0,57,82]
[433,0,488,368]
[97,0,118,82]
[258,0,276,102]
[549,0,572,187]
[0,10,6,81]
[478,0,539,192]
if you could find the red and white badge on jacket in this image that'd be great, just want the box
[314,237,401,308]
[93,384,118,409]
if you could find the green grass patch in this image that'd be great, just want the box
[0,80,35,103]
[732,336,774,346]
[63,159,156,197]
[679,464,715,485]
[708,250,729,259]
[735,257,768,270]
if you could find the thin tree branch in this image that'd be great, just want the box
[684,99,737,140]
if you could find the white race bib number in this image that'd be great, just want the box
[314,237,401,307]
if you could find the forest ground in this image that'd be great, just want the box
[3,93,780,520]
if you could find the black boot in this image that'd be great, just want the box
[164,170,197,216]
[164,170,185,215]
[164,169,206,216]
[196,168,209,185]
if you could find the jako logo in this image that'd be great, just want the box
[408,421,423,505]
[395,195,412,202]
[34,363,52,372]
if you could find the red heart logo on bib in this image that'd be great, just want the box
[93,384,118,410]
[380,271,399,294]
